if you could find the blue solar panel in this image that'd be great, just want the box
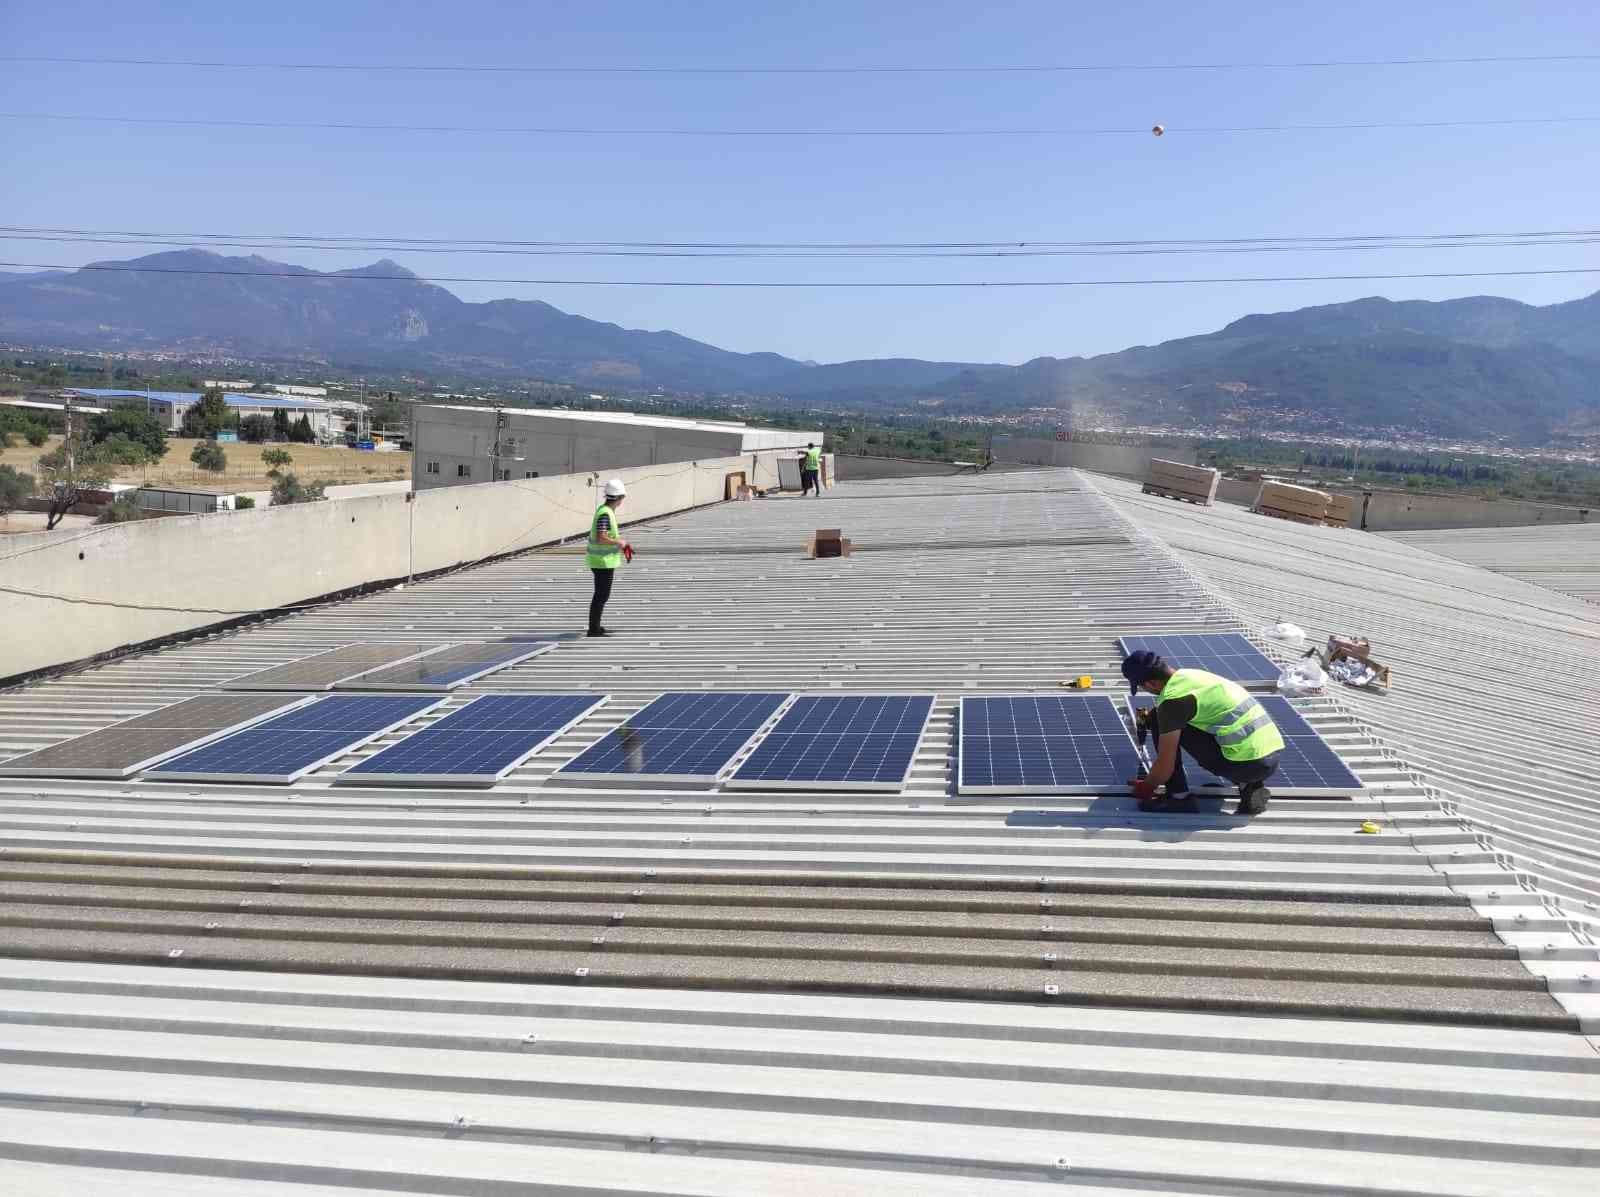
[338,694,605,786]
[145,694,444,784]
[958,695,1143,795]
[1116,633,1279,687]
[728,695,934,791]
[1127,693,1364,796]
[557,692,790,784]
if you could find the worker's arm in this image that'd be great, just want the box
[594,513,629,551]
[1144,729,1181,786]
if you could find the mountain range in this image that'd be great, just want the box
[3,250,1598,440]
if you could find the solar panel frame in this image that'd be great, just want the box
[220,643,453,691]
[555,691,792,786]
[0,694,317,779]
[144,694,448,784]
[1115,632,1280,688]
[957,694,1145,796]
[334,640,558,691]
[1126,693,1366,797]
[726,694,935,792]
[335,693,608,787]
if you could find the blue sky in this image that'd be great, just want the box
[2,1,1597,364]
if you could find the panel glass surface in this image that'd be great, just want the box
[0,694,309,778]
[557,692,790,783]
[1115,633,1279,687]
[958,694,1143,795]
[336,641,557,690]
[1128,693,1364,795]
[729,695,934,790]
[340,694,605,785]
[221,644,447,691]
[146,694,443,783]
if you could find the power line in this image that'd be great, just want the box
[9,232,1600,260]
[5,52,1598,75]
[10,224,1600,251]
[6,259,1600,288]
[6,111,1599,137]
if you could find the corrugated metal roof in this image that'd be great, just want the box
[1386,524,1600,605]
[66,388,330,411]
[1,468,1596,1193]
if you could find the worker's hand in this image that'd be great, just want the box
[1130,777,1159,801]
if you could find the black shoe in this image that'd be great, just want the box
[587,627,608,638]
[1235,783,1270,816]
[1138,793,1198,814]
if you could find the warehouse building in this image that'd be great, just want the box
[411,403,821,489]
[65,388,340,438]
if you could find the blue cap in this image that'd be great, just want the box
[1121,649,1165,695]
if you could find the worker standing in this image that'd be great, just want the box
[585,479,631,638]
[1121,650,1283,816]
[802,442,822,497]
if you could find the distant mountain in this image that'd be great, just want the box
[2,250,1597,440]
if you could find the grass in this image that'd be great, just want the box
[1,436,412,490]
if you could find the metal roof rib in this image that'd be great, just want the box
[0,467,1596,1193]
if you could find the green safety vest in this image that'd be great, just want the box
[804,447,821,471]
[1159,668,1284,763]
[585,503,622,570]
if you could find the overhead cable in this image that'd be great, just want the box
[5,52,1598,75]
[5,111,1598,137]
[5,259,1600,287]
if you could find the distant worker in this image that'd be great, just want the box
[801,442,823,497]
[585,478,632,638]
[1121,650,1282,816]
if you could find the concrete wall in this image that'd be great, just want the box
[834,454,983,481]
[991,436,1195,479]
[1207,478,1592,531]
[1,450,791,683]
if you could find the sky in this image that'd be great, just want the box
[2,0,1597,365]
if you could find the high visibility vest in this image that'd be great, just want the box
[585,503,622,570]
[804,447,821,471]
[1159,668,1284,762]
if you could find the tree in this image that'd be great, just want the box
[23,424,48,447]
[271,409,290,441]
[88,408,168,459]
[92,435,153,468]
[180,389,232,439]
[190,440,228,474]
[96,494,143,524]
[238,415,273,443]
[270,471,327,506]
[0,464,33,517]
[35,444,113,530]
[289,413,316,444]
[234,495,256,510]
[260,447,293,476]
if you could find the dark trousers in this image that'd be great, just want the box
[589,567,615,631]
[801,469,817,494]
[1169,726,1280,794]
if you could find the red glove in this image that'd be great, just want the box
[1131,777,1159,801]
[622,543,634,563]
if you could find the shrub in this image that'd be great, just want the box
[270,471,327,505]
[24,425,48,447]
[234,494,256,510]
[96,494,143,524]
[190,440,228,473]
[260,447,293,476]
[0,463,33,515]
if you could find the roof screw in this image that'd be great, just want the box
[1054,1157,1071,1171]
[523,1033,538,1044]
[204,922,219,931]
[611,911,625,921]
[1516,913,1527,922]
[239,899,253,908]
[167,948,184,959]
[1580,975,1594,985]
[646,870,657,877]
[1042,953,1058,964]
[574,967,590,978]
[1040,898,1053,908]
[1043,984,1061,997]
[631,889,644,898]
[453,1116,470,1130]
[591,936,606,946]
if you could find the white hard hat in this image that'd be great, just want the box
[604,478,627,498]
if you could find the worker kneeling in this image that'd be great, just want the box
[1121,650,1283,816]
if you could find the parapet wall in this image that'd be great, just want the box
[1,451,785,683]
[990,436,1196,478]
[1209,477,1591,531]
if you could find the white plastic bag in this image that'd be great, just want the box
[1277,656,1326,697]
[1262,621,1307,648]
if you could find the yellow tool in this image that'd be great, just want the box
[1358,821,1381,834]
[1059,676,1093,689]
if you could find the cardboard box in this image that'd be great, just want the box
[807,528,852,559]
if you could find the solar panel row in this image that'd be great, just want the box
[557,692,791,784]
[728,695,934,791]
[958,695,1142,795]
[1116,632,1280,687]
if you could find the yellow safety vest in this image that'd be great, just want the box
[1159,668,1284,762]
[804,447,821,471]
[585,503,622,570]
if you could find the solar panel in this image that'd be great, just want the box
[0,694,314,778]
[1116,633,1279,687]
[727,695,934,791]
[1127,693,1365,796]
[958,695,1143,795]
[337,694,607,787]
[222,643,451,691]
[336,641,558,691]
[145,694,446,784]
[556,692,790,785]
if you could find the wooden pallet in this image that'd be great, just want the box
[1142,483,1212,505]
[1255,504,1325,526]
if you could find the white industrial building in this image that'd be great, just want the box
[410,403,822,490]
[65,389,340,438]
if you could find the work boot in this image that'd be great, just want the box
[1235,782,1270,816]
[1138,791,1197,814]
[587,627,608,638]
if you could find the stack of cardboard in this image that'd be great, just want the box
[1324,493,1356,528]
[1142,458,1220,505]
[1254,481,1331,525]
